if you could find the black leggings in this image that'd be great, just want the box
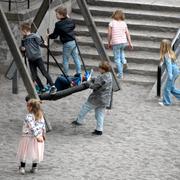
[29,57,54,90]
[20,162,37,168]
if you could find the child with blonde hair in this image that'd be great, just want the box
[159,39,180,106]
[17,99,46,174]
[108,9,133,79]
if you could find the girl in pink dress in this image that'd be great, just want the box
[16,99,46,175]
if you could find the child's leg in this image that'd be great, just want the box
[63,42,72,75]
[112,44,123,79]
[19,161,26,174]
[71,42,81,74]
[30,162,38,173]
[36,58,54,86]
[29,60,45,90]
[94,107,105,132]
[76,101,94,124]
[163,79,173,105]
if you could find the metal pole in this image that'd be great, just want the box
[157,65,161,97]
[0,5,38,99]
[31,0,53,33]
[8,0,11,11]
[76,0,120,91]
[12,70,18,94]
[27,0,30,9]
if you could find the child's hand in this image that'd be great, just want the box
[107,43,112,49]
[44,41,48,46]
[21,46,26,51]
[128,43,133,50]
[36,135,44,143]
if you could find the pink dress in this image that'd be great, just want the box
[16,113,45,163]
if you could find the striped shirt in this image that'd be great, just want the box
[109,20,128,45]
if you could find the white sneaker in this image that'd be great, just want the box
[158,102,164,106]
[19,167,25,175]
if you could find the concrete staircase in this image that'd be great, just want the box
[49,0,180,86]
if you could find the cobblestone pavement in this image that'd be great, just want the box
[0,74,180,180]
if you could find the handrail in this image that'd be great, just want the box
[157,28,180,97]
[1,0,30,11]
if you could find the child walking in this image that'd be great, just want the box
[17,99,46,174]
[72,61,113,135]
[47,5,81,76]
[20,22,57,94]
[159,39,180,106]
[108,9,133,79]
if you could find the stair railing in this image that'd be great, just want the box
[6,0,30,11]
[157,28,180,97]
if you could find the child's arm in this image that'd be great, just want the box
[125,28,133,49]
[107,26,112,49]
[89,76,105,90]
[165,56,173,80]
[47,23,59,39]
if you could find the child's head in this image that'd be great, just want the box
[98,61,111,73]
[27,99,43,120]
[20,22,31,35]
[55,5,67,20]
[160,39,176,62]
[112,9,125,21]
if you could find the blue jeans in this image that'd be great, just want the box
[63,40,81,75]
[112,43,127,78]
[76,101,105,131]
[163,75,180,105]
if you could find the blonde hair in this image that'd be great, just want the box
[160,39,176,62]
[55,5,67,17]
[21,22,31,32]
[112,9,125,21]
[27,99,43,120]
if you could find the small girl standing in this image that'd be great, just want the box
[17,99,46,174]
[159,39,180,106]
[108,9,133,79]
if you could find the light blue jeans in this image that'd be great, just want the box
[163,75,180,105]
[76,101,105,131]
[63,40,81,75]
[112,43,127,78]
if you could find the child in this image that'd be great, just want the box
[108,9,133,79]
[20,22,57,94]
[16,99,46,174]
[47,5,81,76]
[72,61,113,135]
[159,39,180,106]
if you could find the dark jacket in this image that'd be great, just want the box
[49,17,75,44]
[21,33,44,61]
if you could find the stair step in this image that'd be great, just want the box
[50,43,160,65]
[54,35,160,53]
[86,0,180,12]
[74,25,176,42]
[73,5,180,22]
[72,13,179,32]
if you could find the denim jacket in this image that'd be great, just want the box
[164,55,180,81]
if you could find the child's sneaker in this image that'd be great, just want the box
[19,167,25,175]
[30,167,38,173]
[49,85,57,95]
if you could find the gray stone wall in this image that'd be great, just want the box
[0,0,74,74]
